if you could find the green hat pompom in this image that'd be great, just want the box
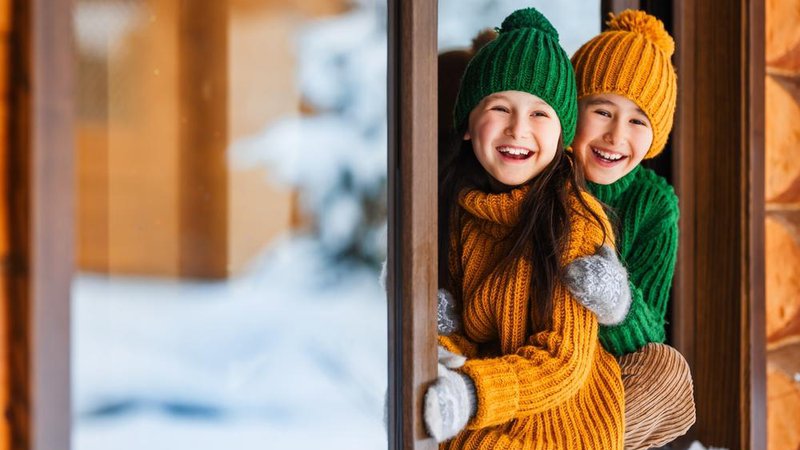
[453,7,577,146]
[499,7,559,40]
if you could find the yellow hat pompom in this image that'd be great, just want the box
[607,9,675,57]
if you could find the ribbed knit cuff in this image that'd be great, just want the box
[461,358,519,428]
[438,334,479,359]
[599,288,666,356]
[459,372,477,419]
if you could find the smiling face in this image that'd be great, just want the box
[465,91,561,187]
[572,93,654,185]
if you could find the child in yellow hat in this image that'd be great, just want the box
[567,10,696,449]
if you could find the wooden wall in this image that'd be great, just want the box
[76,0,348,279]
[765,0,800,448]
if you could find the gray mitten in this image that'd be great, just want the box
[424,363,476,443]
[564,245,632,325]
[437,288,462,335]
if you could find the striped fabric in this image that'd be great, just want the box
[620,343,696,449]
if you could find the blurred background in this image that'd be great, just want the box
[73,1,389,448]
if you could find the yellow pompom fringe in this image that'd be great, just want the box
[607,9,674,56]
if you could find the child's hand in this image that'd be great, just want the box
[437,288,463,335]
[424,363,475,443]
[564,245,632,325]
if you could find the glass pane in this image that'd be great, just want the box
[73,1,388,449]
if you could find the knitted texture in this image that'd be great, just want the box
[620,343,696,449]
[453,7,578,146]
[571,10,677,158]
[438,186,625,449]
[564,244,632,325]
[589,166,680,356]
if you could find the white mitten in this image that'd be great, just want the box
[423,363,476,443]
[438,345,466,369]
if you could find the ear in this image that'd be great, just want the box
[463,130,471,140]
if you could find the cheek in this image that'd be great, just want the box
[633,129,654,158]
[542,122,562,149]
[470,117,497,141]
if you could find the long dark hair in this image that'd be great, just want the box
[438,128,608,333]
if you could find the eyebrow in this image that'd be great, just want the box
[585,98,647,116]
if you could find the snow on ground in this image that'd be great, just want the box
[73,237,388,450]
[76,411,384,450]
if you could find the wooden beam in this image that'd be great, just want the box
[177,0,229,279]
[387,0,438,448]
[671,0,766,447]
[6,0,74,448]
[0,0,12,445]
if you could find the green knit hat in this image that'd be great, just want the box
[453,8,578,146]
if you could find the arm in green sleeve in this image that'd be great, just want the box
[599,200,678,356]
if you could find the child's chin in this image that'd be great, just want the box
[587,168,622,185]
[494,175,530,188]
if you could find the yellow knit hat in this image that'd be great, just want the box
[572,10,677,159]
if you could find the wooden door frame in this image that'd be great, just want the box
[386,0,438,449]
[671,0,766,448]
[6,0,74,449]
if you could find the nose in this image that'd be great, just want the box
[505,113,530,139]
[603,118,625,145]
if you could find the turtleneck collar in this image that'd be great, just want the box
[459,185,529,227]
[587,165,641,204]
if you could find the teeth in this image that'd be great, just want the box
[498,146,531,156]
[592,147,624,161]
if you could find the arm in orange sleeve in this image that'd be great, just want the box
[460,192,615,428]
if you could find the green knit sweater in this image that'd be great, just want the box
[588,166,679,356]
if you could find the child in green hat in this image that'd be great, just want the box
[425,7,630,448]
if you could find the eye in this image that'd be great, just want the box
[630,118,649,127]
[531,110,550,118]
[593,109,611,118]
[490,105,510,113]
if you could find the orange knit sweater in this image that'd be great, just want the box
[439,186,625,450]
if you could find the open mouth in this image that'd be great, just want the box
[497,145,534,161]
[591,146,628,165]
